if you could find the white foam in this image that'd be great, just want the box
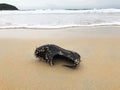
[0,9,120,28]
[1,9,120,14]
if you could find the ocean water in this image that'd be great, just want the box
[0,9,120,28]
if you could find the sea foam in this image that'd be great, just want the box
[0,9,120,28]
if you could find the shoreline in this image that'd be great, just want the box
[0,26,120,39]
[0,25,120,29]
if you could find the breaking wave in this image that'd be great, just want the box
[0,9,120,28]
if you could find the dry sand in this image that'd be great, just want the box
[0,26,120,90]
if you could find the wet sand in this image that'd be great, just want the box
[0,26,120,90]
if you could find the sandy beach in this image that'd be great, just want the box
[0,26,120,90]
